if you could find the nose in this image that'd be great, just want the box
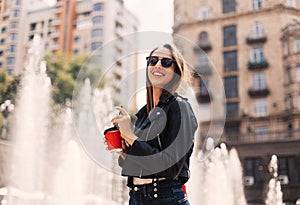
[155,59,163,68]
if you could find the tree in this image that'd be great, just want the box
[44,53,90,105]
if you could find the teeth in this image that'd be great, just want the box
[153,72,164,76]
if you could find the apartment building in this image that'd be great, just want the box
[0,0,139,79]
[174,0,300,204]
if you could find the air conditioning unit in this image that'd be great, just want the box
[244,176,254,186]
[278,175,289,185]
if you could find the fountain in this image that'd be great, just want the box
[2,35,124,204]
[265,155,284,205]
[187,143,247,205]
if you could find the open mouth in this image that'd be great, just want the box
[152,72,165,77]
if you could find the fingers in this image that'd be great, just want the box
[115,106,129,116]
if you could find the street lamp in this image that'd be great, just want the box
[0,100,14,140]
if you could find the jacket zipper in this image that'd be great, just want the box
[139,115,158,178]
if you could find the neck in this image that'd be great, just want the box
[153,87,162,106]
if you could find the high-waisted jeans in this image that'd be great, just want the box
[129,179,190,205]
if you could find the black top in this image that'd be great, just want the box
[118,92,198,187]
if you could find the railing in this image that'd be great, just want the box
[248,60,269,70]
[222,129,300,144]
[248,87,270,97]
[246,35,267,44]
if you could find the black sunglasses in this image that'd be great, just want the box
[146,56,175,68]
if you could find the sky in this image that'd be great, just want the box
[124,0,174,33]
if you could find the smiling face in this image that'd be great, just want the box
[147,47,175,89]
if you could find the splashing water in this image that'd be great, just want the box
[188,143,247,205]
[265,155,284,205]
[3,35,125,204]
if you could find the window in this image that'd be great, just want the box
[254,99,267,116]
[92,29,103,38]
[15,0,21,5]
[92,16,104,25]
[6,57,16,65]
[223,0,236,13]
[0,62,2,68]
[199,31,208,43]
[10,21,18,29]
[12,9,20,17]
[198,6,210,20]
[224,76,238,98]
[30,23,37,31]
[223,25,237,47]
[253,72,266,89]
[225,124,240,135]
[1,27,6,33]
[252,0,262,10]
[8,45,17,53]
[199,54,209,66]
[283,41,290,56]
[278,156,298,184]
[287,0,298,7]
[252,46,265,63]
[91,42,102,51]
[226,102,239,118]
[93,3,104,11]
[199,79,209,95]
[244,158,264,185]
[251,22,264,38]
[73,49,79,55]
[286,68,293,83]
[224,50,238,71]
[297,65,300,81]
[199,104,211,121]
[0,39,5,44]
[73,36,80,42]
[9,33,18,41]
[294,38,300,53]
[255,126,268,140]
[0,50,3,56]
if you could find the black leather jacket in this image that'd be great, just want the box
[119,93,198,187]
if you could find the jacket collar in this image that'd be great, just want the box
[135,92,177,118]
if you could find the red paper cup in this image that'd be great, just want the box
[104,126,122,152]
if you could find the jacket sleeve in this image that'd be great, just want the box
[123,99,198,178]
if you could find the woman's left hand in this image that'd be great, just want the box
[111,107,137,146]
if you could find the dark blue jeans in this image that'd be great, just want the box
[129,179,190,205]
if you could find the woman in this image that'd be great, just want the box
[112,44,198,205]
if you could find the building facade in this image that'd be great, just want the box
[174,0,300,204]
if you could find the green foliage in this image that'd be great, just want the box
[44,53,100,105]
[0,70,19,104]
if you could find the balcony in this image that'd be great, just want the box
[194,64,212,76]
[246,35,267,45]
[222,129,300,144]
[196,90,210,103]
[248,87,270,97]
[51,19,61,26]
[248,60,269,70]
[193,42,212,52]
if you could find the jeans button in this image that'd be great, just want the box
[134,187,138,191]
[154,193,158,198]
[154,188,157,192]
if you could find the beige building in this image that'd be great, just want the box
[174,0,300,204]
